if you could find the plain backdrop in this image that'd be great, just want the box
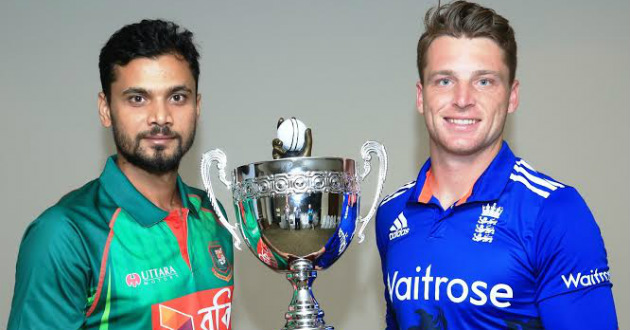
[1,0,628,329]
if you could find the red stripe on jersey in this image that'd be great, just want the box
[164,208,191,269]
[86,207,121,317]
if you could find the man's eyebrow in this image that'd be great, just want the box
[122,87,149,96]
[426,70,503,80]
[168,85,193,94]
[472,70,501,77]
[427,70,455,79]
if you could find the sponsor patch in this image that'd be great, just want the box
[125,266,179,287]
[388,265,514,308]
[126,273,141,288]
[152,286,233,330]
[561,269,611,289]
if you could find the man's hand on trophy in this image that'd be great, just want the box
[272,117,312,159]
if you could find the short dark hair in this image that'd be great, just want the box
[99,19,200,101]
[417,1,517,84]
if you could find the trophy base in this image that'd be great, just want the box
[282,259,334,330]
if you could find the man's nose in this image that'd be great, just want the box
[147,100,173,126]
[453,83,475,110]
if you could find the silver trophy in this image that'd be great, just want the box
[200,121,387,330]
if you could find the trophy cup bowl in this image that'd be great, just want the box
[201,141,387,330]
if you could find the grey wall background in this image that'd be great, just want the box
[1,0,628,329]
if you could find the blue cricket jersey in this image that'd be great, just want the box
[375,142,617,330]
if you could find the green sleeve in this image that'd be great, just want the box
[8,208,90,330]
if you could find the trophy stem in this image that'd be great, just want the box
[283,259,333,330]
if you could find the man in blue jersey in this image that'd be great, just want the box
[375,1,618,329]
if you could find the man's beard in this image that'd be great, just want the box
[112,119,196,175]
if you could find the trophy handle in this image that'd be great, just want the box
[200,149,242,250]
[356,141,388,243]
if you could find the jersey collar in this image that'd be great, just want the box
[99,156,201,227]
[410,141,517,206]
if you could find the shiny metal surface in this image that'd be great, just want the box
[283,259,333,330]
[233,157,359,271]
[233,158,358,199]
[200,141,387,330]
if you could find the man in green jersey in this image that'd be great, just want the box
[8,19,234,330]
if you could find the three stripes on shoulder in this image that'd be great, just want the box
[510,159,564,199]
[380,181,416,206]
[379,158,565,207]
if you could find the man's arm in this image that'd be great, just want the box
[7,209,90,330]
[538,285,617,330]
[533,187,618,330]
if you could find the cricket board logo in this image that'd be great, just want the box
[126,266,179,287]
[209,242,233,282]
[152,286,233,330]
[472,203,502,243]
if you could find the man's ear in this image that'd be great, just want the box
[98,92,112,127]
[416,81,425,114]
[507,79,520,114]
[196,93,201,118]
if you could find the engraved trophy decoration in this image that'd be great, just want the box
[201,118,387,330]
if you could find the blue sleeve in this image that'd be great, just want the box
[7,209,90,330]
[538,285,617,330]
[532,187,617,328]
[375,207,399,330]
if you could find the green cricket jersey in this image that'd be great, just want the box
[8,156,234,330]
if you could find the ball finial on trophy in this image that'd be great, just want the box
[272,117,312,159]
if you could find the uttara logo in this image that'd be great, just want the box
[125,265,179,287]
[126,273,141,288]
